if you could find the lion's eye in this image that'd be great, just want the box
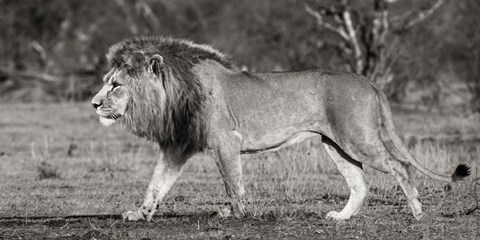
[111,82,121,90]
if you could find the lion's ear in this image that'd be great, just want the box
[148,54,164,76]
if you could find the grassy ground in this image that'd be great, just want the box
[0,103,479,239]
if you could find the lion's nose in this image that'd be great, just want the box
[92,100,103,109]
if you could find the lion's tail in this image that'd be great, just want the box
[373,84,470,182]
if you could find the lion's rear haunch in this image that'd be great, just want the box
[452,164,471,182]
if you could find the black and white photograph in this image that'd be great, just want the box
[0,0,479,239]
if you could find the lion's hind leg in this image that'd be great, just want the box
[322,138,368,221]
[386,154,424,220]
[341,133,424,220]
[379,127,423,219]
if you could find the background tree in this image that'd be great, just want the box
[0,0,478,112]
[304,0,444,91]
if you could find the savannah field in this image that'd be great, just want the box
[0,103,479,240]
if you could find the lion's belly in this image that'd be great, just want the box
[238,122,324,154]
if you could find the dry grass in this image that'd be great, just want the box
[0,103,479,239]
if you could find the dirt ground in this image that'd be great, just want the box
[0,103,479,239]
[1,211,479,240]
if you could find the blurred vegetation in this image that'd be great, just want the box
[0,0,478,112]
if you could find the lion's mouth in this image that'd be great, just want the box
[96,108,121,119]
[96,109,122,126]
[99,115,121,127]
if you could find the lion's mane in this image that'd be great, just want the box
[106,37,235,155]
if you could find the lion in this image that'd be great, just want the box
[91,36,470,222]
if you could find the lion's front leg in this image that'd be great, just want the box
[123,150,187,222]
[210,131,246,218]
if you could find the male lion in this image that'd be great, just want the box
[92,37,470,221]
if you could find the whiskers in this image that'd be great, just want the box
[110,114,120,122]
[96,107,123,127]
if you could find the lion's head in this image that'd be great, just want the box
[92,37,234,154]
[91,52,164,127]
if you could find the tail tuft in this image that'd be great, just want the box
[451,164,471,182]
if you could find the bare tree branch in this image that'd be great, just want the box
[305,1,364,74]
[305,4,349,42]
[404,0,444,30]
[29,41,48,69]
[341,9,363,74]
[374,0,389,44]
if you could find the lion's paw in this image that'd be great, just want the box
[122,210,146,222]
[214,205,246,218]
[215,206,233,218]
[326,211,351,221]
[414,211,425,221]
